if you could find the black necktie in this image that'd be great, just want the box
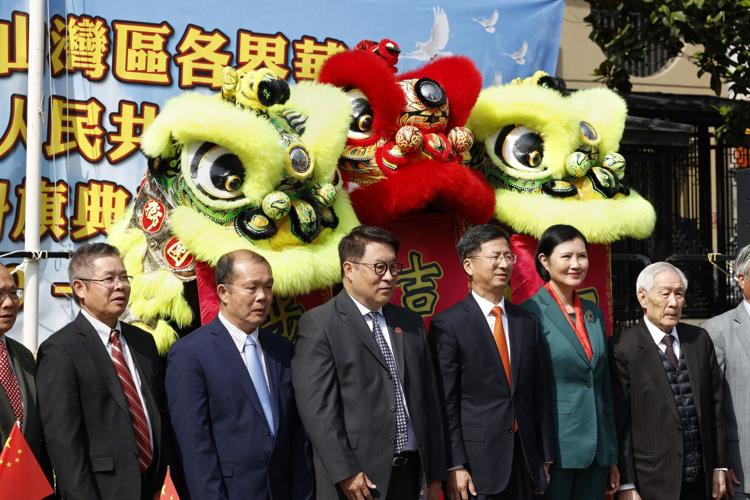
[662,334,679,367]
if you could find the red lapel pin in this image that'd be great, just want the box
[394,326,402,334]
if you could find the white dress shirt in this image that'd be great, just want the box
[471,291,511,357]
[81,308,153,448]
[218,312,270,392]
[348,293,417,452]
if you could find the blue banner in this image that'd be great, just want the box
[0,0,563,343]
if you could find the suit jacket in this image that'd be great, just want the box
[429,293,555,494]
[0,336,52,484]
[610,320,727,500]
[292,291,446,499]
[36,313,170,500]
[165,316,313,500]
[521,288,618,469]
[703,301,750,494]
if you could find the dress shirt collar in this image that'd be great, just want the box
[218,312,260,353]
[743,299,750,321]
[80,308,123,345]
[347,292,383,318]
[471,290,506,319]
[643,315,679,347]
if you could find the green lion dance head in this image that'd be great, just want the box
[467,71,655,243]
[109,68,357,352]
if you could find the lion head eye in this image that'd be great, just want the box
[488,125,545,172]
[184,141,246,200]
[345,88,375,141]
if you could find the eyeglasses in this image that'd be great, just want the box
[0,289,23,302]
[78,274,133,288]
[469,253,518,265]
[350,261,404,276]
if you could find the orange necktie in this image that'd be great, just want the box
[491,306,518,432]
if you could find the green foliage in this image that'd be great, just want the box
[585,0,750,146]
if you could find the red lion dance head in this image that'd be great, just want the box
[318,39,495,225]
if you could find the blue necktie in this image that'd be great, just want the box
[244,335,275,437]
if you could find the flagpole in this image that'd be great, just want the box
[22,0,46,352]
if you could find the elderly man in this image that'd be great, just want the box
[166,249,313,500]
[293,225,445,500]
[703,244,750,499]
[0,264,50,481]
[610,262,727,500]
[37,243,170,500]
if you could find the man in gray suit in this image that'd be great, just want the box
[703,243,750,499]
[292,225,445,500]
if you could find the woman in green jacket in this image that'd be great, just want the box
[521,224,619,500]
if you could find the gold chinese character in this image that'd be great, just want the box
[44,96,106,162]
[107,100,159,163]
[70,181,132,241]
[292,36,346,81]
[0,95,27,158]
[0,12,29,76]
[397,250,444,316]
[236,30,290,79]
[10,178,68,242]
[174,25,232,89]
[112,21,174,84]
[66,15,110,80]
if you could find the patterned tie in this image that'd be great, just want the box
[244,335,275,437]
[109,330,152,474]
[491,306,518,432]
[368,312,408,453]
[0,339,22,423]
[662,334,679,367]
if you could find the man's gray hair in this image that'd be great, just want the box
[635,262,688,294]
[735,244,750,278]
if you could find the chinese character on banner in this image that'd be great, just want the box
[292,36,347,81]
[0,11,29,76]
[107,101,159,163]
[0,95,27,159]
[70,181,132,241]
[263,297,306,340]
[44,96,106,162]
[10,177,69,242]
[174,25,232,89]
[236,30,290,79]
[398,250,444,317]
[112,20,174,85]
[49,14,110,80]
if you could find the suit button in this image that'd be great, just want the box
[390,405,396,412]
[390,437,395,444]
[508,427,514,433]
[265,431,270,436]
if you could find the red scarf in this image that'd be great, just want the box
[544,282,593,361]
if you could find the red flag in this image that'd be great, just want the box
[0,422,53,499]
[160,466,180,500]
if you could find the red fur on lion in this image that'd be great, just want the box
[319,43,495,225]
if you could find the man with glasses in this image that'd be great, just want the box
[0,263,51,484]
[37,243,170,499]
[293,225,446,500]
[429,224,555,500]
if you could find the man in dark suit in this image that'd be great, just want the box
[0,263,51,483]
[166,249,313,500]
[37,243,169,499]
[610,262,727,500]
[293,225,445,500]
[429,224,555,500]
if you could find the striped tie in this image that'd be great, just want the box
[0,340,22,424]
[110,329,152,474]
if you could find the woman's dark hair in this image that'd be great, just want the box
[535,224,587,281]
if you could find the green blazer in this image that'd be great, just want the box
[522,287,617,469]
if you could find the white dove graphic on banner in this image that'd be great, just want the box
[503,40,528,65]
[474,9,499,33]
[404,6,452,61]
